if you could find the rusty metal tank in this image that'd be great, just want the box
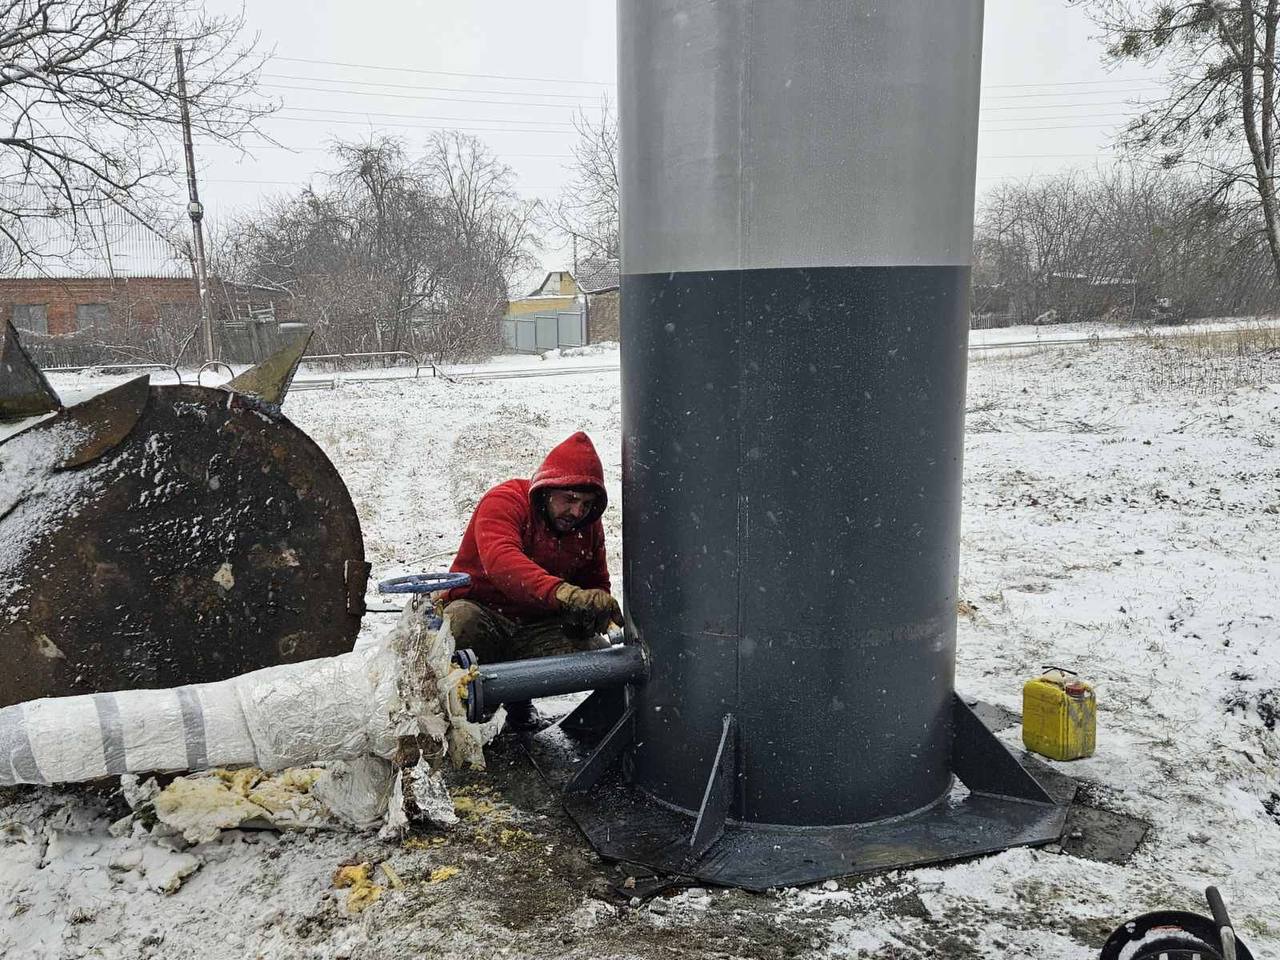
[0,324,368,707]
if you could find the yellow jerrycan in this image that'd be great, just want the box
[1022,667,1096,761]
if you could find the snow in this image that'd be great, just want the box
[439,340,621,377]
[2,323,1279,958]
[968,315,1280,348]
[0,420,105,605]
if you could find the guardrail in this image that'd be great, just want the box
[970,335,1109,352]
[301,350,439,379]
[448,363,622,381]
[44,362,182,383]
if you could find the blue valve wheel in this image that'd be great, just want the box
[377,572,472,594]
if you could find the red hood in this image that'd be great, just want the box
[529,432,607,525]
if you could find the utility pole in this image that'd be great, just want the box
[175,45,216,363]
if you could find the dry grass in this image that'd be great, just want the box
[965,320,1280,397]
[1144,319,1280,357]
[1141,320,1280,394]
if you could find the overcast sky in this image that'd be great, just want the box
[198,0,1161,280]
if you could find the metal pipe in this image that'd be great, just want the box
[467,645,648,722]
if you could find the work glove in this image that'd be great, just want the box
[555,583,622,637]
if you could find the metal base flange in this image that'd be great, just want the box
[526,691,1074,891]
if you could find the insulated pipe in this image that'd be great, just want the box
[0,643,402,787]
[0,597,504,788]
[466,645,648,722]
[620,1,984,826]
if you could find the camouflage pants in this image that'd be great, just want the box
[443,599,610,665]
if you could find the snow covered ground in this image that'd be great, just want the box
[967,314,1280,347]
[2,324,1279,959]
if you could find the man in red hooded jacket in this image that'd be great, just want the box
[442,432,621,728]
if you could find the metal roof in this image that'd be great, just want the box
[524,261,620,298]
[1,195,190,280]
[574,258,620,294]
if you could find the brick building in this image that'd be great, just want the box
[1,202,197,337]
[575,258,620,343]
[0,275,205,338]
[1,201,285,364]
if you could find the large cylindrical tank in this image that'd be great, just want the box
[620,1,984,826]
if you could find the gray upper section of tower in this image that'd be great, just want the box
[619,0,984,274]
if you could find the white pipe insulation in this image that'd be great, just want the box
[0,596,500,788]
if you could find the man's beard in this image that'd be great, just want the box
[546,504,581,532]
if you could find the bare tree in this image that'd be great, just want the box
[973,165,1277,324]
[223,141,439,355]
[425,130,539,360]
[549,98,619,264]
[224,134,538,363]
[0,0,274,263]
[975,173,1105,321]
[330,139,452,352]
[1072,0,1280,289]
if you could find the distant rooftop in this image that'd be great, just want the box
[1,194,190,280]
[574,258,620,294]
[522,260,620,299]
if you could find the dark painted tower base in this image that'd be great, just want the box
[528,689,1070,891]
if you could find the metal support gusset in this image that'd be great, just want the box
[687,714,738,862]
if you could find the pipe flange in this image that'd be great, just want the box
[466,673,484,724]
[450,648,483,722]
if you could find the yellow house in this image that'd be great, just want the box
[506,270,580,319]
[503,262,619,352]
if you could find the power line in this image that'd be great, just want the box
[204,142,1115,166]
[204,176,558,192]
[981,100,1155,113]
[266,68,1162,106]
[262,81,585,110]
[200,146,1116,180]
[269,98,1146,126]
[273,55,613,87]
[263,115,573,134]
[263,72,597,101]
[982,152,1115,159]
[273,97,1166,125]
[202,142,574,159]
[260,114,1132,135]
[983,114,1136,128]
[267,69,1159,106]
[271,60,1157,102]
[278,104,575,127]
[253,79,1163,129]
[272,55,1164,96]
[272,55,1168,95]
[982,86,1165,102]
[250,66,1170,125]
[982,76,1162,89]
[261,72,1159,126]
[205,136,1116,162]
[247,110,1131,137]
[261,78,1156,118]
[259,78,1162,116]
[262,76,1161,112]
